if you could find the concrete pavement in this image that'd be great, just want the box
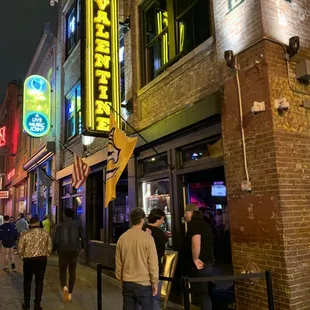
[0,249,182,310]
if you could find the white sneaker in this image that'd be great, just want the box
[68,293,72,302]
[63,286,69,302]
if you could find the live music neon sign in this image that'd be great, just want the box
[0,126,7,147]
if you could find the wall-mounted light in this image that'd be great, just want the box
[224,50,236,68]
[287,36,300,58]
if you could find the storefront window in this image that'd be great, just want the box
[141,153,168,175]
[62,198,71,210]
[179,136,222,166]
[74,196,83,223]
[142,179,172,247]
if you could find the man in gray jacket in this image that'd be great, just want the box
[53,208,84,303]
[16,213,29,235]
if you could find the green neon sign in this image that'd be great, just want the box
[23,75,51,138]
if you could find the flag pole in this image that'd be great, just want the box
[39,166,72,196]
[109,106,175,172]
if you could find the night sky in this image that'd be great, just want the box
[0,0,57,103]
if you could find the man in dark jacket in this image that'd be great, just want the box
[0,215,17,271]
[53,208,84,303]
[145,208,167,310]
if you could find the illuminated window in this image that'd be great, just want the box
[65,83,82,141]
[140,0,211,85]
[66,0,81,56]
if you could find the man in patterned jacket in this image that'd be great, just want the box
[18,217,52,310]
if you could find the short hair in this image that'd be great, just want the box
[30,217,40,226]
[64,208,74,218]
[192,210,203,221]
[130,208,145,226]
[3,215,9,221]
[148,208,165,224]
[20,213,25,218]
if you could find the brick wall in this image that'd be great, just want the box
[129,0,264,131]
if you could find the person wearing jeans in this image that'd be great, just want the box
[183,204,214,310]
[53,208,84,303]
[115,208,159,310]
[144,208,167,310]
[18,217,52,310]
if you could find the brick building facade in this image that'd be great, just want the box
[2,0,309,309]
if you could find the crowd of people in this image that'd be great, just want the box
[0,203,216,310]
[0,208,84,310]
[116,203,214,310]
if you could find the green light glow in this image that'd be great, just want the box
[23,75,51,138]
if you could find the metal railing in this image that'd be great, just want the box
[96,264,274,310]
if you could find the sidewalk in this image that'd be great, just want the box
[0,249,182,310]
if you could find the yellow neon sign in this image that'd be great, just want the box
[83,0,120,136]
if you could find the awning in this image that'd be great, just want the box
[23,141,55,172]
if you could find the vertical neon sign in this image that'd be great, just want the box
[0,126,7,147]
[82,0,120,137]
[23,75,51,138]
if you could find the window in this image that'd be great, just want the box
[179,136,222,167]
[66,0,81,56]
[65,83,82,141]
[141,0,211,84]
[142,179,172,248]
[141,153,168,176]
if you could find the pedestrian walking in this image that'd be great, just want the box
[0,215,17,271]
[42,215,52,234]
[18,217,52,310]
[144,208,167,310]
[53,207,84,303]
[183,203,214,310]
[115,208,159,310]
[16,213,29,235]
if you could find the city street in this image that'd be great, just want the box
[0,249,183,310]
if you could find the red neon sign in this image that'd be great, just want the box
[0,126,6,147]
[7,168,15,181]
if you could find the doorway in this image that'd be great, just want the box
[181,166,233,272]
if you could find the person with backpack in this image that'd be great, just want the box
[0,215,17,271]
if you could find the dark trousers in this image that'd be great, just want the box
[23,256,47,308]
[122,282,153,310]
[188,264,213,310]
[58,251,78,293]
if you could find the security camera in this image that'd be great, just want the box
[224,50,235,68]
[288,36,300,58]
[275,98,290,111]
[251,101,265,115]
[279,101,290,111]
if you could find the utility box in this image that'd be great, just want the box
[296,59,310,82]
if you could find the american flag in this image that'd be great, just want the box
[72,155,90,189]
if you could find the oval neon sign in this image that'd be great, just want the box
[23,75,51,138]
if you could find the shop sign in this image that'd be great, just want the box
[0,191,9,199]
[82,0,120,137]
[7,168,15,181]
[0,126,7,147]
[23,75,51,138]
